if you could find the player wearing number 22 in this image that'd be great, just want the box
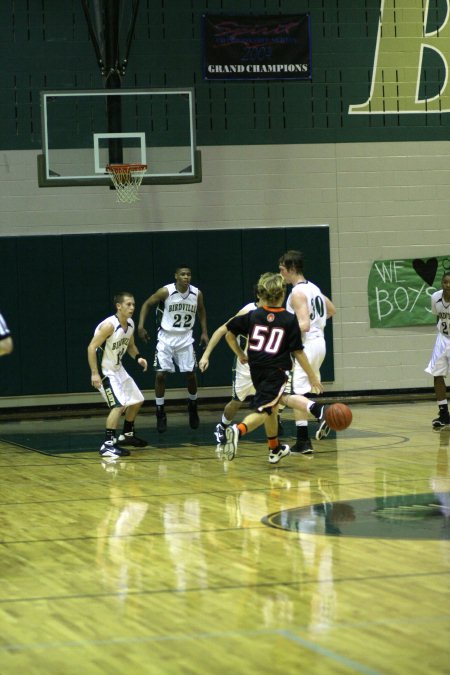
[138,266,209,433]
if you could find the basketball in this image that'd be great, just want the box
[325,403,352,431]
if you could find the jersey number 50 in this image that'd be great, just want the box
[249,325,284,354]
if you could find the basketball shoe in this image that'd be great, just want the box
[156,405,167,433]
[214,422,227,445]
[316,418,331,440]
[99,440,130,458]
[223,424,239,461]
[291,439,313,456]
[432,410,450,431]
[188,399,200,429]
[117,432,148,447]
[268,443,291,464]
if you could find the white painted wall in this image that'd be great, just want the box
[1,141,447,394]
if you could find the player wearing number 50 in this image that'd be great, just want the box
[87,293,148,458]
[425,271,450,430]
[279,250,336,455]
[219,272,325,464]
[138,266,209,433]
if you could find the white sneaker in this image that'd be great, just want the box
[223,424,239,461]
[315,419,331,440]
[268,443,291,464]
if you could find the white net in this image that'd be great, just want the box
[106,164,147,203]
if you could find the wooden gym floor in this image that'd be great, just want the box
[0,400,449,674]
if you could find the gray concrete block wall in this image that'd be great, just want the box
[0,141,446,395]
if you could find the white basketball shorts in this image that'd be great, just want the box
[100,367,144,408]
[231,362,255,402]
[425,333,450,377]
[154,339,197,373]
[292,336,326,395]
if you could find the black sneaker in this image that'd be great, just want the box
[309,402,326,423]
[188,399,200,429]
[156,406,167,433]
[99,441,130,458]
[432,412,450,430]
[118,432,148,447]
[291,439,313,455]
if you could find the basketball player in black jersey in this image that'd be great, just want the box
[220,272,326,464]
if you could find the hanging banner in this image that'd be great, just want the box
[368,256,450,328]
[202,14,311,81]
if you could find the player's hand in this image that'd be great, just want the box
[199,356,209,372]
[138,327,149,343]
[200,332,210,346]
[310,378,323,395]
[137,357,148,372]
[91,373,102,389]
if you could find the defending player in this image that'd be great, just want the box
[279,250,336,455]
[138,265,209,432]
[425,271,450,430]
[88,292,148,458]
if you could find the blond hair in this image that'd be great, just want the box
[256,272,286,304]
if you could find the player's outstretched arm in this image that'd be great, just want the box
[138,287,168,342]
[225,330,247,364]
[198,324,228,372]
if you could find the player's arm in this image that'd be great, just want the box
[196,290,209,346]
[0,336,13,356]
[293,349,323,394]
[126,334,148,372]
[290,287,310,334]
[87,321,114,389]
[324,295,337,319]
[138,287,168,343]
[199,304,254,372]
[225,330,247,364]
[198,323,227,372]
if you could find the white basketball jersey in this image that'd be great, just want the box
[235,302,257,377]
[430,289,450,340]
[95,314,134,373]
[286,280,326,340]
[159,283,199,335]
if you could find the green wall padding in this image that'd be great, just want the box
[0,226,333,397]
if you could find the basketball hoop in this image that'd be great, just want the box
[106,163,147,204]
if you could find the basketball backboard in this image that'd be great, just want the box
[37,87,201,187]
